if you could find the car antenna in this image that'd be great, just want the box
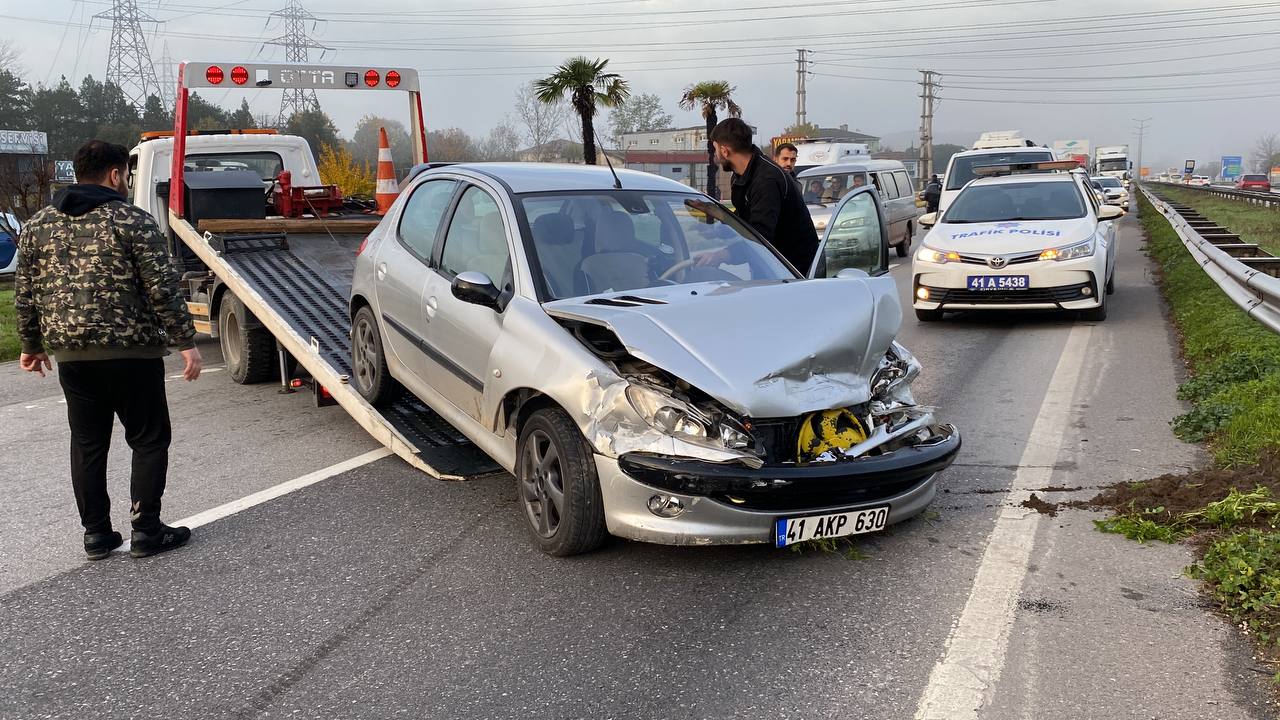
[594,128,623,189]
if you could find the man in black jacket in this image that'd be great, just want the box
[698,118,819,273]
[922,174,943,213]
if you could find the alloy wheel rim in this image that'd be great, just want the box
[520,429,564,539]
[353,318,376,390]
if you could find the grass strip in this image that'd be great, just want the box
[1159,185,1280,256]
[0,288,17,363]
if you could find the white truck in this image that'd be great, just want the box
[1052,139,1091,169]
[971,131,1038,150]
[1095,145,1131,183]
[134,61,494,480]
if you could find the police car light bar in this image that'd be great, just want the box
[972,160,1081,177]
[182,62,419,92]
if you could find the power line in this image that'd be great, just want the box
[264,0,330,121]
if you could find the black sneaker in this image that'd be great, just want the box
[130,524,191,558]
[84,530,124,561]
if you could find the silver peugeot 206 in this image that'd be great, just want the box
[350,162,959,556]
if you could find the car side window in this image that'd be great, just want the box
[398,179,457,260]
[880,172,901,200]
[819,192,886,276]
[894,170,913,197]
[439,185,512,290]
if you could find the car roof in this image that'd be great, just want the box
[425,162,697,194]
[949,146,1055,160]
[967,173,1080,187]
[796,159,906,176]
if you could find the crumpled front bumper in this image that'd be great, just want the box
[596,423,960,546]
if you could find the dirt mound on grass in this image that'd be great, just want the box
[1083,450,1280,524]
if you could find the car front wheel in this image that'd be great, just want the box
[517,407,607,557]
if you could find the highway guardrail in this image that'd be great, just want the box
[1148,180,1280,208]
[1140,184,1280,334]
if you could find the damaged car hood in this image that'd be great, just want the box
[544,278,902,418]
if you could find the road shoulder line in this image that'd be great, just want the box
[914,324,1093,720]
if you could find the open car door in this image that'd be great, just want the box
[808,186,891,279]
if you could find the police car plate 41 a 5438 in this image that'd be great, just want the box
[775,507,889,547]
[968,275,1028,291]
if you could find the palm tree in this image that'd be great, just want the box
[534,57,630,166]
[678,81,741,199]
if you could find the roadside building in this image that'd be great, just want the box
[621,124,758,199]
[0,130,52,218]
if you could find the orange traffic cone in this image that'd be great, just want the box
[375,127,398,214]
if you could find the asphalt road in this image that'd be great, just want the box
[1,210,1276,719]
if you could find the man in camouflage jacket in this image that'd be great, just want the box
[15,140,202,560]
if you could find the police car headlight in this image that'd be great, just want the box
[917,245,960,264]
[1039,239,1094,262]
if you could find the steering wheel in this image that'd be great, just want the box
[659,257,698,282]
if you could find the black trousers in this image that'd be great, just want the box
[58,358,172,532]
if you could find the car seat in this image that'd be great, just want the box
[530,213,578,298]
[576,210,651,294]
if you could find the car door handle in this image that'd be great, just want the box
[376,262,387,280]
[425,296,438,320]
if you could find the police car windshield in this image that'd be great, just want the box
[943,181,1086,224]
[947,151,1055,190]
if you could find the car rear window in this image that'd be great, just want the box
[1244,174,1268,181]
[946,151,1056,190]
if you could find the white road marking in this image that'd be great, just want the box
[116,447,392,553]
[914,324,1093,720]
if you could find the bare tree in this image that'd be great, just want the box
[513,81,568,161]
[1251,133,1280,174]
[0,39,23,76]
[483,117,522,162]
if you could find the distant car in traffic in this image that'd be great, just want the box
[939,146,1057,213]
[0,213,19,276]
[912,170,1121,322]
[1189,175,1211,187]
[1236,174,1270,191]
[1090,175,1129,209]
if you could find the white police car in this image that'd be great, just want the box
[911,168,1121,322]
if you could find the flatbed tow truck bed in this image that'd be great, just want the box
[186,218,500,479]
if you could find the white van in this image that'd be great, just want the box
[797,159,921,257]
[792,142,872,174]
[939,146,1056,213]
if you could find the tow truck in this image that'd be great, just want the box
[146,61,496,480]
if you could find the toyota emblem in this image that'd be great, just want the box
[988,256,1008,269]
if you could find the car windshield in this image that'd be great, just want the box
[517,191,797,301]
[942,181,1086,224]
[1097,159,1127,172]
[798,171,870,205]
[946,151,1055,190]
[1094,177,1123,188]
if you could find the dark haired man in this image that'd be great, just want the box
[774,142,799,177]
[699,118,818,272]
[15,140,201,560]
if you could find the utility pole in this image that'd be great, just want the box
[919,70,939,179]
[795,49,811,130]
[95,0,162,112]
[266,0,332,123]
[1133,117,1151,182]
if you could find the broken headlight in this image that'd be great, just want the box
[625,383,754,451]
[870,341,921,401]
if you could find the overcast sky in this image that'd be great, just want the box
[2,0,1273,171]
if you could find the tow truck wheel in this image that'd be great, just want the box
[351,305,401,406]
[219,294,276,384]
[517,408,607,557]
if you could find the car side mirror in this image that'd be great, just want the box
[451,271,502,311]
[1098,205,1124,220]
[919,212,938,227]
[834,267,869,279]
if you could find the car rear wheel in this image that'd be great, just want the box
[219,293,276,384]
[351,305,401,406]
[915,307,944,322]
[896,223,912,257]
[517,407,607,557]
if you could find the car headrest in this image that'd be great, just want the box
[594,210,636,253]
[532,213,575,246]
